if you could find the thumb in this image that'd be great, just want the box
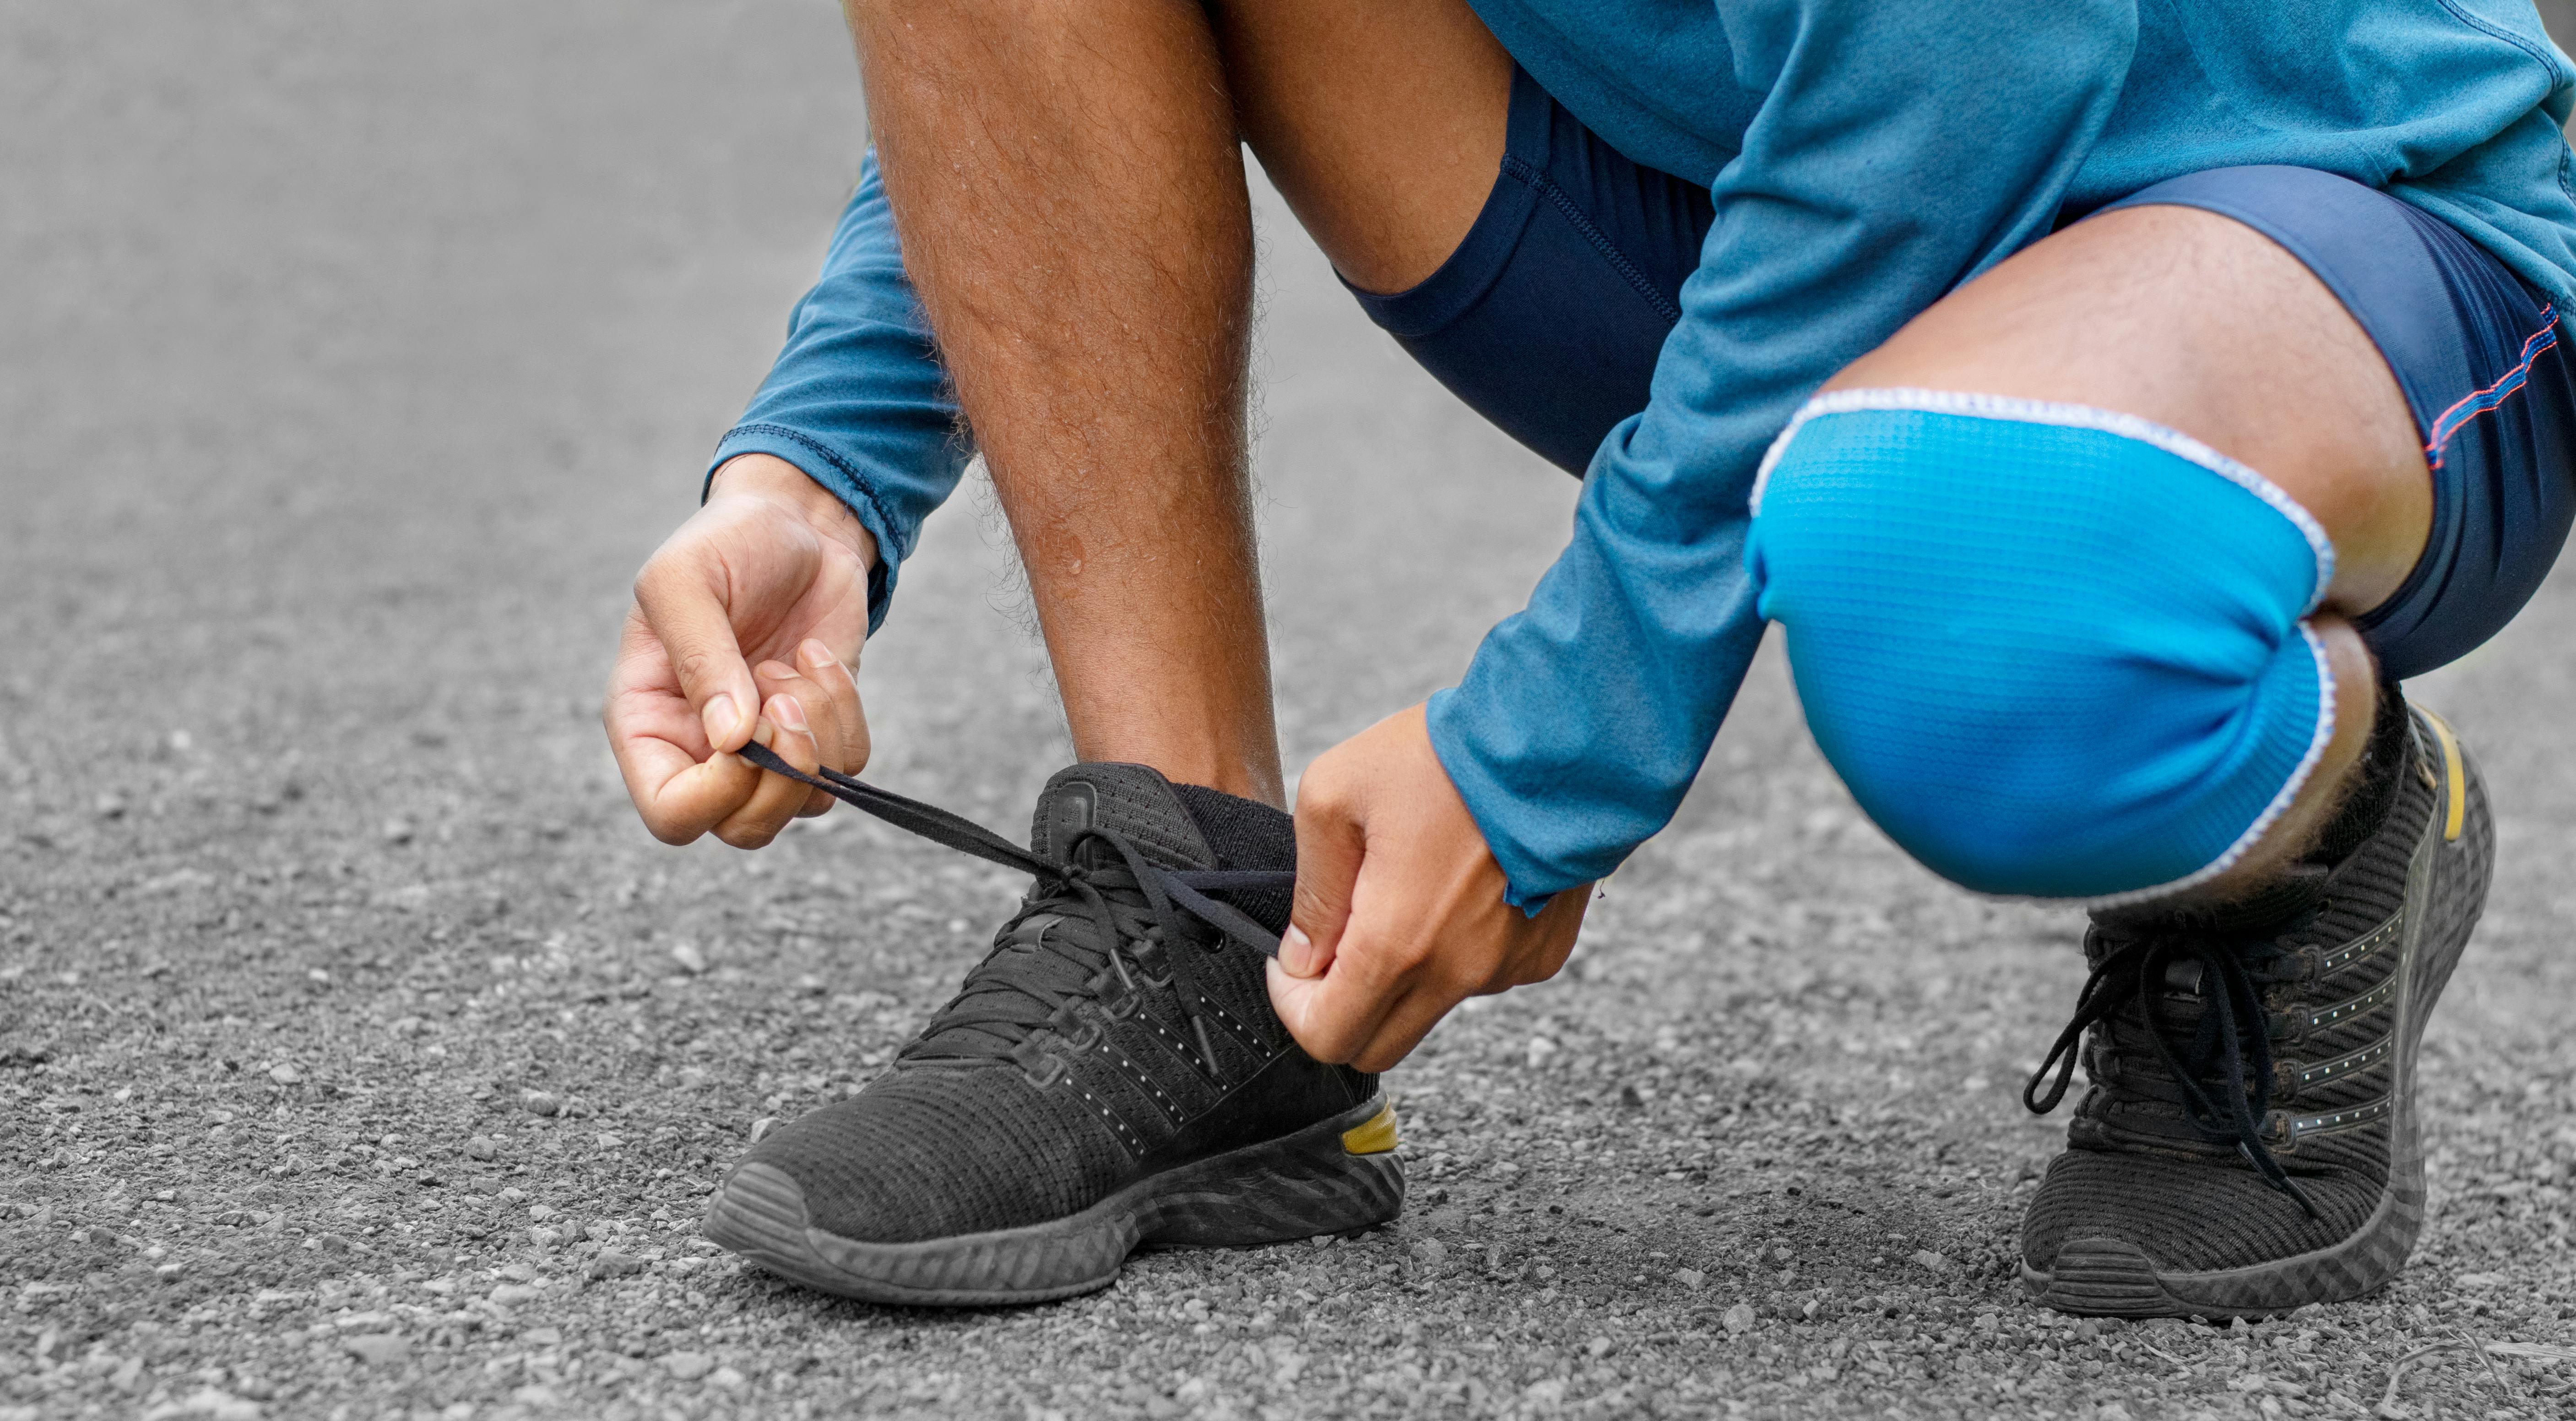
[1283,772,1366,979]
[633,554,760,756]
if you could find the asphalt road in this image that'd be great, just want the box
[5,4,2574,1419]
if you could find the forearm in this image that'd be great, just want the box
[712,149,969,634]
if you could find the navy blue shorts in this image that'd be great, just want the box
[1350,68,2576,682]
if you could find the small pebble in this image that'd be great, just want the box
[520,1090,561,1117]
[587,1250,645,1279]
[750,1116,780,1143]
[670,943,708,975]
[464,1136,500,1161]
[664,1351,715,1381]
[170,1388,260,1421]
[381,819,413,845]
[267,1063,303,1085]
[343,1334,410,1365]
[1722,1303,1757,1335]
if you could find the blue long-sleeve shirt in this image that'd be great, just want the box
[713,0,2576,905]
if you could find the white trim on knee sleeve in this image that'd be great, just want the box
[1751,387,2337,610]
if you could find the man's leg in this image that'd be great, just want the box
[703,0,1536,1307]
[844,0,1508,808]
[1761,190,2512,1317]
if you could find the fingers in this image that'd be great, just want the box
[1282,757,1367,980]
[632,536,760,756]
[606,608,765,845]
[1267,915,1442,1067]
[711,695,824,849]
[750,641,872,818]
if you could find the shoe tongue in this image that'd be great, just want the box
[1029,763,1216,871]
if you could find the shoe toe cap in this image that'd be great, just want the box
[709,1082,1114,1245]
[702,1160,815,1260]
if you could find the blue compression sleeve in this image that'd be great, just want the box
[1746,394,2336,900]
[709,151,968,634]
[1427,0,2137,907]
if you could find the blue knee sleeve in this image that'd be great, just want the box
[1745,392,2339,900]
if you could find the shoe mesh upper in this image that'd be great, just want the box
[738,763,1371,1244]
[2023,702,2493,1278]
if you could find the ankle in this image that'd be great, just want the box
[2301,673,2409,867]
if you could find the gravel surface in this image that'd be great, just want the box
[5,4,2575,1419]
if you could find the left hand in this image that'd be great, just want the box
[1269,704,1591,1073]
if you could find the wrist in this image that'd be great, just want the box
[708,452,879,571]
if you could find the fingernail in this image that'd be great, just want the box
[800,639,836,671]
[702,694,739,747]
[1279,926,1315,977]
[754,660,797,683]
[770,695,808,733]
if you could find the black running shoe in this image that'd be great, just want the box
[2019,699,2492,1318]
[700,750,1402,1305]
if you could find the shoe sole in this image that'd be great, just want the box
[702,1094,1405,1306]
[2024,709,2493,1319]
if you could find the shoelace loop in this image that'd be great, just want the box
[736,743,1294,1069]
[2024,931,2321,1219]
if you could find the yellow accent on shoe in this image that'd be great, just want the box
[2420,709,2466,843]
[1340,1100,1398,1155]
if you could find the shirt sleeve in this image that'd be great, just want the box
[706,149,969,635]
[1426,0,2139,907]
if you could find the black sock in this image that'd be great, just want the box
[1171,782,1297,931]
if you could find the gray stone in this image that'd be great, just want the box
[342,1334,410,1365]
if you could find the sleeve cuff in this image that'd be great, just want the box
[1425,685,1574,916]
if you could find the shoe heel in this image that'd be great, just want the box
[1141,1096,1406,1248]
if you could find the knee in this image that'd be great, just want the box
[1745,392,2341,899]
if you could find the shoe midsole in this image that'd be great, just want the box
[791,1093,1403,1295]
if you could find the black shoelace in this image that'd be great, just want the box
[2023,931,2321,1219]
[738,743,1293,1068]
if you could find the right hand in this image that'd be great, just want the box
[606,452,878,848]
